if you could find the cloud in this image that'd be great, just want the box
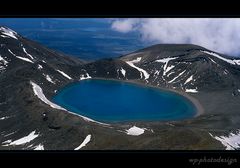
[111,19,140,33]
[110,18,240,57]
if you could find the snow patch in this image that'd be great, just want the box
[2,140,12,144]
[16,56,34,63]
[37,64,43,70]
[223,69,228,75]
[155,57,178,63]
[126,57,149,79]
[209,130,240,150]
[23,47,34,60]
[0,27,18,39]
[43,74,55,84]
[168,70,186,83]
[201,50,240,66]
[0,55,8,65]
[185,88,198,93]
[155,57,178,76]
[167,71,175,77]
[74,135,91,150]
[126,126,145,136]
[184,75,194,85]
[34,144,44,150]
[8,49,33,63]
[208,57,217,64]
[165,65,175,75]
[120,68,126,77]
[80,73,91,80]
[238,89,240,93]
[30,81,65,110]
[0,116,11,120]
[0,35,8,38]
[4,131,16,137]
[2,130,39,146]
[56,69,72,80]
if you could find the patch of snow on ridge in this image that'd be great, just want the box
[4,131,16,137]
[165,65,175,74]
[7,49,33,63]
[238,89,240,93]
[120,68,126,77]
[34,144,44,150]
[43,74,55,84]
[126,57,149,79]
[22,47,34,60]
[30,81,65,110]
[2,131,39,146]
[208,57,217,64]
[0,116,11,120]
[0,55,8,65]
[155,57,178,76]
[15,56,34,63]
[0,27,18,39]
[56,69,72,80]
[80,73,91,80]
[74,135,91,150]
[209,130,240,150]
[185,88,198,93]
[168,70,186,83]
[7,49,16,56]
[155,57,178,63]
[184,75,194,85]
[37,64,43,70]
[30,81,109,125]
[126,126,145,136]
[201,50,240,66]
[0,35,8,38]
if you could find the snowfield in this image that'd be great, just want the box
[37,64,43,70]
[0,116,11,120]
[184,75,194,85]
[0,27,18,40]
[30,81,65,110]
[43,74,55,84]
[34,144,44,150]
[185,88,198,93]
[201,50,240,66]
[209,130,240,150]
[80,73,91,80]
[168,70,186,83]
[126,57,150,80]
[155,57,178,76]
[74,134,91,150]
[2,130,39,146]
[22,46,34,60]
[120,68,126,77]
[126,126,145,136]
[56,69,72,80]
[8,49,34,63]
[0,55,8,66]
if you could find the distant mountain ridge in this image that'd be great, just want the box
[0,26,240,150]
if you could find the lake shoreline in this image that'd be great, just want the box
[86,77,204,118]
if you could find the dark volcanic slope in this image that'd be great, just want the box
[0,26,240,150]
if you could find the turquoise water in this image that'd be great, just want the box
[52,79,197,123]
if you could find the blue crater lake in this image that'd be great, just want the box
[52,79,197,123]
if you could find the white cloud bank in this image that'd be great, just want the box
[111,18,240,57]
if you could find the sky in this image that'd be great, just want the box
[110,18,240,57]
[1,18,240,58]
